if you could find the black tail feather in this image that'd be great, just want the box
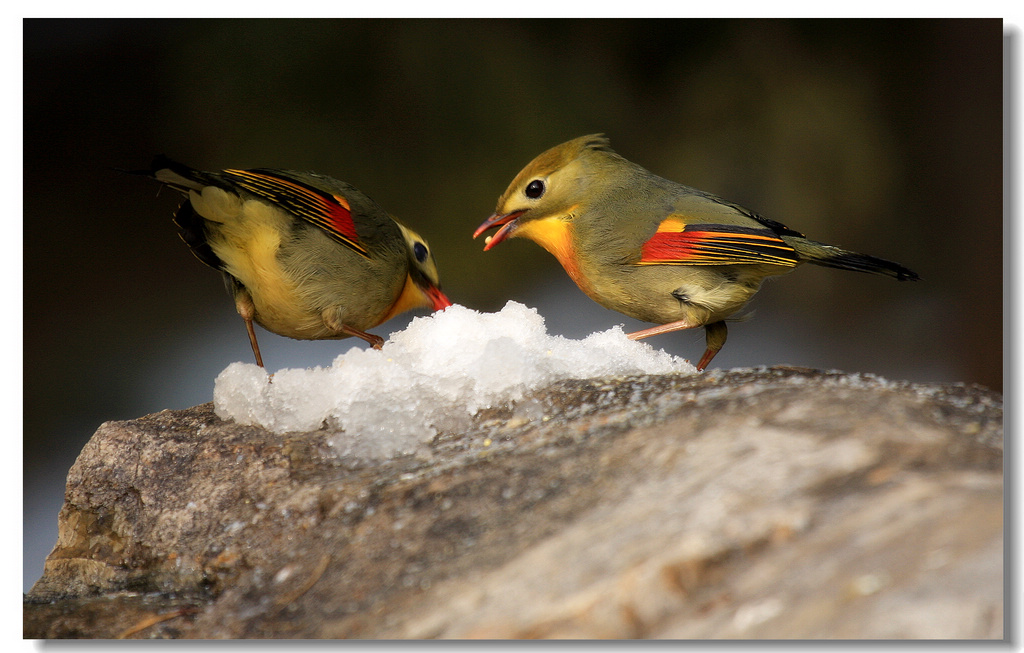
[784,237,920,282]
[811,251,920,281]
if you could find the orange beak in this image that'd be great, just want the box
[473,210,527,251]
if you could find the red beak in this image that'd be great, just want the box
[473,210,526,251]
[425,284,452,311]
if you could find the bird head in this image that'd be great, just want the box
[473,134,615,255]
[388,223,452,317]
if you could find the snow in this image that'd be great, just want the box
[213,301,696,459]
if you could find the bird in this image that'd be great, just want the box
[473,134,918,371]
[144,156,452,367]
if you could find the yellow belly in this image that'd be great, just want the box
[195,188,333,339]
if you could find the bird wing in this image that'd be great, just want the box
[221,169,370,257]
[637,216,799,267]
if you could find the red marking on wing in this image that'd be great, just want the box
[641,230,704,261]
[639,225,798,267]
[224,169,366,255]
[317,195,359,242]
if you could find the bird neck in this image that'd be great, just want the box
[514,214,590,294]
[379,273,432,323]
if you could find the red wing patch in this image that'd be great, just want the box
[223,169,369,257]
[639,219,798,267]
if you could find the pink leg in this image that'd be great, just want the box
[625,318,699,341]
[627,319,728,372]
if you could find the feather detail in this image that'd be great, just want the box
[223,169,369,257]
[638,220,799,267]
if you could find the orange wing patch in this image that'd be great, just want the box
[639,218,798,267]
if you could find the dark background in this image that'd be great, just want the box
[23,19,1003,591]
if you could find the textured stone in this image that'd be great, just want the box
[24,368,1003,639]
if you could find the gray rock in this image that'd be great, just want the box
[24,367,1003,639]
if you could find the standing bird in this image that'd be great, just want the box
[473,134,918,371]
[145,156,452,367]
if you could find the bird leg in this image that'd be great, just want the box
[323,311,385,350]
[626,317,700,341]
[340,325,385,350]
[235,291,265,368]
[626,318,727,372]
[695,321,728,372]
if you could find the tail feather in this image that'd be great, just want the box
[785,237,920,281]
[149,155,209,193]
[125,156,226,272]
[119,155,211,194]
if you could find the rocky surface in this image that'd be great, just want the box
[24,367,1003,639]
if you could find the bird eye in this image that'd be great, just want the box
[413,242,428,263]
[525,179,545,199]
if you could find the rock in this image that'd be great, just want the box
[24,367,1003,639]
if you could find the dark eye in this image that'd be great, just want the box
[525,179,545,199]
[413,242,428,263]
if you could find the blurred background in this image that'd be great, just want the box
[23,19,1002,591]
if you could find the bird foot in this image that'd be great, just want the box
[341,325,385,350]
